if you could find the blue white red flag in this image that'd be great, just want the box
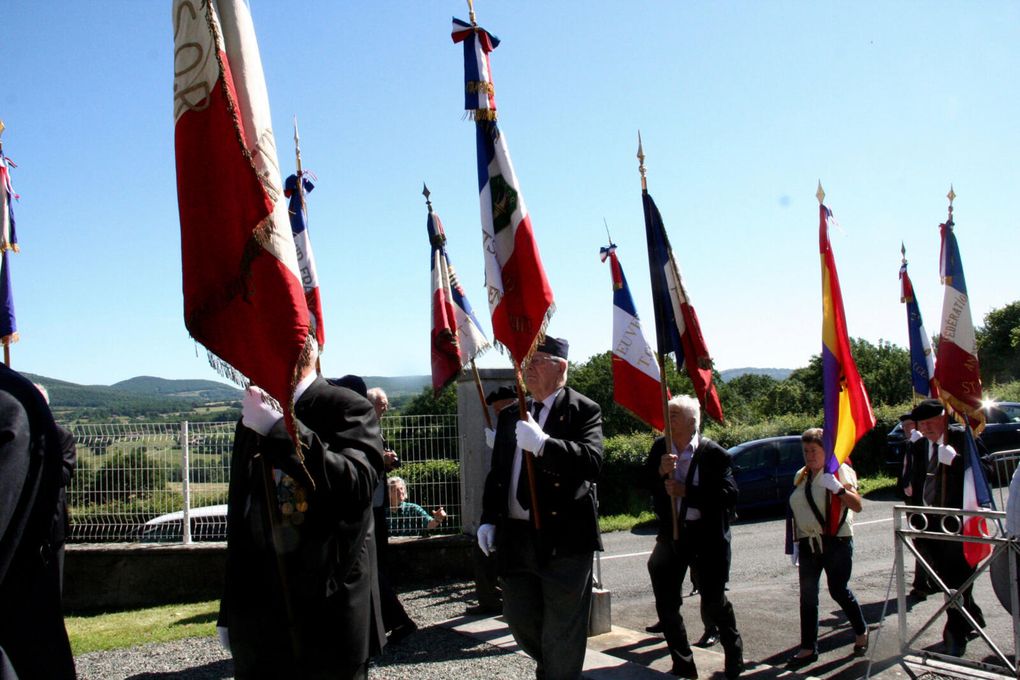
[818,203,875,474]
[284,173,325,350]
[0,251,15,347]
[452,18,554,365]
[641,191,723,423]
[427,197,490,394]
[934,216,984,431]
[600,244,665,431]
[961,423,993,566]
[899,256,937,400]
[173,0,310,425]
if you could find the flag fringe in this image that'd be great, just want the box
[469,110,498,122]
[0,242,19,253]
[934,380,988,434]
[1,332,18,346]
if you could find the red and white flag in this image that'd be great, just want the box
[173,0,310,417]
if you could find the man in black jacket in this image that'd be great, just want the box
[477,336,603,680]
[906,398,985,656]
[645,395,743,679]
[220,340,386,679]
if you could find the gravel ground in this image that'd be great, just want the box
[74,579,537,680]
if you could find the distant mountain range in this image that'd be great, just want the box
[718,367,793,383]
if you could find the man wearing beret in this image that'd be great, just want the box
[477,336,604,680]
[906,398,986,656]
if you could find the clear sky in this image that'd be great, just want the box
[2,2,1017,387]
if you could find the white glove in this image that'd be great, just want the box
[484,427,496,450]
[477,523,497,556]
[821,473,845,494]
[909,429,923,443]
[790,543,800,567]
[515,414,549,455]
[242,387,283,436]
[938,444,958,465]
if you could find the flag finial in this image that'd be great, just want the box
[637,131,647,191]
[947,184,956,222]
[604,217,613,246]
[423,182,433,212]
[816,181,825,205]
[467,0,477,26]
[293,115,303,177]
[901,241,907,264]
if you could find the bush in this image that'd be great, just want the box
[87,449,169,505]
[598,432,655,516]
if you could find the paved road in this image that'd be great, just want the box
[597,495,1017,679]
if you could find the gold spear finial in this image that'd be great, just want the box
[947,184,955,222]
[467,0,477,27]
[901,241,907,264]
[637,131,647,191]
[0,121,5,137]
[423,182,433,212]
[816,180,825,205]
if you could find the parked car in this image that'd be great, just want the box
[729,435,804,512]
[885,401,1020,482]
[139,503,228,543]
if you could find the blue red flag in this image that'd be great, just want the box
[600,244,665,431]
[899,255,937,400]
[284,173,325,350]
[452,18,554,365]
[427,195,491,394]
[818,202,875,473]
[934,214,984,431]
[641,191,723,423]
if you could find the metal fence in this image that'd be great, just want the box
[65,414,462,543]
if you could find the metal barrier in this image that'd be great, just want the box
[65,414,462,544]
[893,504,1020,676]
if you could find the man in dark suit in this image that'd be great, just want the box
[645,395,743,679]
[220,340,386,679]
[906,398,985,656]
[477,336,603,680]
[0,365,76,679]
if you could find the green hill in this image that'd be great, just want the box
[111,376,242,401]
[718,367,793,382]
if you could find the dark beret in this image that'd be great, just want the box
[898,412,915,422]
[536,336,569,360]
[486,386,517,405]
[910,399,945,422]
[327,374,368,399]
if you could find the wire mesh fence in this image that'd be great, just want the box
[65,414,462,543]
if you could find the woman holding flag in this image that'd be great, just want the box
[787,428,868,668]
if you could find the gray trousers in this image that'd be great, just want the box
[499,521,593,680]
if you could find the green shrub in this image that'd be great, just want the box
[86,449,169,505]
[598,432,655,516]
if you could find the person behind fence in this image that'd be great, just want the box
[644,394,744,680]
[785,427,868,668]
[386,476,447,537]
[477,336,604,680]
[219,339,386,679]
[0,365,76,679]
[906,398,986,657]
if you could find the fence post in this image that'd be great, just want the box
[181,421,192,545]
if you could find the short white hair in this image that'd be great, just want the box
[387,476,405,490]
[34,383,50,404]
[367,387,387,404]
[667,395,700,431]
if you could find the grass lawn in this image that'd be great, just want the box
[66,600,219,655]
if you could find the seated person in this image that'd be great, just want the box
[386,476,447,537]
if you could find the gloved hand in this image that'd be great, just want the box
[938,444,958,465]
[477,523,497,556]
[484,427,496,449]
[821,473,845,494]
[515,414,549,455]
[909,429,923,443]
[242,387,283,435]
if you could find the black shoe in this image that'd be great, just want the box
[645,621,664,634]
[694,631,719,648]
[387,620,418,644]
[786,651,818,668]
[908,588,930,601]
[669,653,698,679]
[464,604,502,616]
[724,654,744,680]
[943,633,967,657]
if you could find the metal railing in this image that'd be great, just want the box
[65,414,462,543]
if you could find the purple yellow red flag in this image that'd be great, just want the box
[818,197,875,474]
[934,200,985,431]
[452,17,554,365]
[600,244,665,431]
[173,0,309,423]
[426,188,491,394]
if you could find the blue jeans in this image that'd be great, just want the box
[798,536,866,651]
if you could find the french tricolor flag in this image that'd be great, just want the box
[601,245,665,431]
[961,424,993,567]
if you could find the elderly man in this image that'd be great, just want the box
[220,339,386,679]
[906,398,986,656]
[645,395,743,679]
[477,336,603,680]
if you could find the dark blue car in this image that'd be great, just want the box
[728,435,804,512]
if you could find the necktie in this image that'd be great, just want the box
[516,402,543,510]
[923,441,939,506]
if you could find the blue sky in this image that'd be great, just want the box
[2,2,1017,387]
